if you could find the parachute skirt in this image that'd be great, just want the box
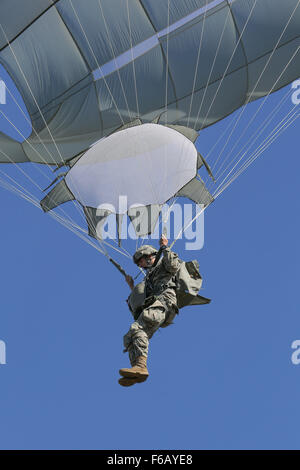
[40,121,214,244]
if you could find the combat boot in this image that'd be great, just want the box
[118,376,145,387]
[119,355,149,379]
[118,357,148,387]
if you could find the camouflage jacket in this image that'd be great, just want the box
[144,246,181,306]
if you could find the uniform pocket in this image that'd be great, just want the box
[160,304,179,328]
[140,299,165,328]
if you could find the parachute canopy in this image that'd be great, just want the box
[0,0,299,260]
[0,0,299,166]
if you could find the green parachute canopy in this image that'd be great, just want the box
[0,0,299,165]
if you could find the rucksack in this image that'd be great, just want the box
[127,259,210,318]
[175,260,211,309]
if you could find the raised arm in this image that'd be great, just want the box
[159,235,181,274]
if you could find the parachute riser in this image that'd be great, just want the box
[109,257,127,277]
[108,255,144,281]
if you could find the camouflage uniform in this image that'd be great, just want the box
[123,246,181,363]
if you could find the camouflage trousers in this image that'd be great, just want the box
[123,293,178,364]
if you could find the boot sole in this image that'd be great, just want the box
[119,369,149,379]
[118,376,147,387]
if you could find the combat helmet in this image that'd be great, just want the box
[133,245,158,265]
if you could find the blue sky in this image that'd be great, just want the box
[0,70,300,450]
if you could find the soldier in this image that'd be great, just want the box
[119,234,181,387]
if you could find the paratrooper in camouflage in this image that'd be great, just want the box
[119,235,180,387]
